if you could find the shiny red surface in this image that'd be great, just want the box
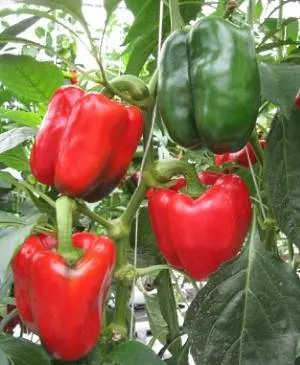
[11,233,115,361]
[214,140,266,167]
[30,86,84,185]
[30,87,143,201]
[148,174,251,280]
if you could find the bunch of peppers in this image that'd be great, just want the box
[9,14,258,363]
[11,86,145,360]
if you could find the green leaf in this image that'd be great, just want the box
[0,213,42,282]
[286,18,299,42]
[0,127,36,154]
[124,0,143,15]
[35,26,46,38]
[125,31,157,75]
[144,293,168,344]
[0,210,26,226]
[104,340,166,365]
[264,109,300,249]
[129,207,162,267]
[0,348,8,365]
[14,0,84,25]
[104,0,121,19]
[0,16,40,50]
[179,0,202,22]
[0,54,64,103]
[123,0,160,45]
[253,0,263,20]
[0,108,41,127]
[0,145,30,172]
[259,62,300,116]
[0,333,51,365]
[0,90,13,106]
[257,39,299,53]
[184,213,300,365]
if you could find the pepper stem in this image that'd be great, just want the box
[145,159,205,197]
[56,196,81,262]
[249,130,264,165]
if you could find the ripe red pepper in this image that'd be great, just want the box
[30,86,144,202]
[11,232,115,361]
[214,140,266,167]
[148,174,251,280]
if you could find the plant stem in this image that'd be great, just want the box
[20,180,56,208]
[136,264,169,276]
[112,235,131,334]
[76,201,115,231]
[119,180,148,228]
[247,0,254,27]
[277,0,284,60]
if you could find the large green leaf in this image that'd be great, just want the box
[124,0,144,15]
[0,107,41,127]
[184,214,300,365]
[0,54,64,103]
[0,127,36,154]
[144,292,168,344]
[0,145,30,172]
[14,0,84,24]
[123,0,160,45]
[0,333,51,365]
[104,0,121,19]
[0,212,42,282]
[260,62,300,116]
[125,30,157,76]
[104,340,166,365]
[264,109,300,249]
[0,16,40,50]
[0,348,9,365]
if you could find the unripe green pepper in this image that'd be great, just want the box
[158,16,260,153]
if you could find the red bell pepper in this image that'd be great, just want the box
[148,174,251,280]
[214,140,266,167]
[30,86,144,202]
[30,86,85,186]
[11,232,115,361]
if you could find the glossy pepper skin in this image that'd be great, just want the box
[215,140,266,167]
[11,232,115,361]
[158,30,199,148]
[30,86,144,202]
[30,86,85,186]
[148,174,251,280]
[158,16,260,153]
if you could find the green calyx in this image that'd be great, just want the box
[145,159,205,197]
[103,74,153,108]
